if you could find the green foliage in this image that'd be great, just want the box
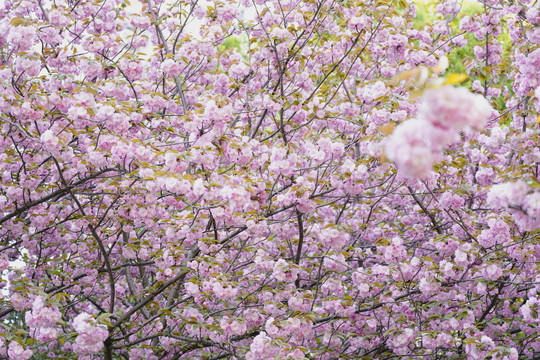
[413,0,513,117]
[219,36,243,52]
[413,0,484,75]
[412,0,436,28]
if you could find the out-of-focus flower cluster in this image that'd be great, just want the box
[386,85,493,178]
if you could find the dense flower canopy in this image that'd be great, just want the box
[0,0,539,359]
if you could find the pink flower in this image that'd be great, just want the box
[505,348,519,360]
[212,281,238,300]
[246,331,278,360]
[10,293,29,311]
[49,9,70,27]
[419,277,441,295]
[484,264,502,280]
[534,86,540,112]
[18,58,41,77]
[527,7,540,23]
[323,253,348,271]
[33,327,59,342]
[41,130,61,154]
[454,249,468,266]
[220,317,247,335]
[387,34,408,60]
[229,62,250,79]
[524,192,540,218]
[7,26,36,51]
[286,349,306,359]
[272,259,299,283]
[385,118,437,178]
[72,313,108,355]
[318,227,348,250]
[161,58,182,77]
[390,328,415,349]
[520,298,539,322]
[184,282,200,297]
[8,342,32,360]
[487,180,529,208]
[420,85,492,131]
[131,15,151,29]
[25,296,61,342]
[265,317,280,337]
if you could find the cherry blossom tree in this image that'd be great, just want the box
[0,0,539,359]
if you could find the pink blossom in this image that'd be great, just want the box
[229,62,250,79]
[535,86,540,112]
[527,7,540,23]
[323,253,348,271]
[420,85,492,130]
[484,264,502,280]
[8,342,32,360]
[10,293,29,311]
[285,349,307,359]
[454,249,468,266]
[387,34,408,60]
[72,313,108,355]
[49,9,70,27]
[220,317,247,335]
[212,281,238,300]
[487,180,529,208]
[524,192,540,218]
[131,15,151,29]
[246,332,278,360]
[7,26,36,51]
[25,296,61,342]
[41,130,61,154]
[475,166,495,186]
[476,282,487,295]
[520,298,539,322]
[272,259,299,283]
[419,277,441,295]
[265,317,279,337]
[385,118,437,178]
[161,58,182,77]
[390,328,415,349]
[17,58,41,77]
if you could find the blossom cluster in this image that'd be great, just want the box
[7,341,33,360]
[72,313,109,356]
[487,180,540,231]
[386,85,493,177]
[25,296,62,342]
[1,0,540,358]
